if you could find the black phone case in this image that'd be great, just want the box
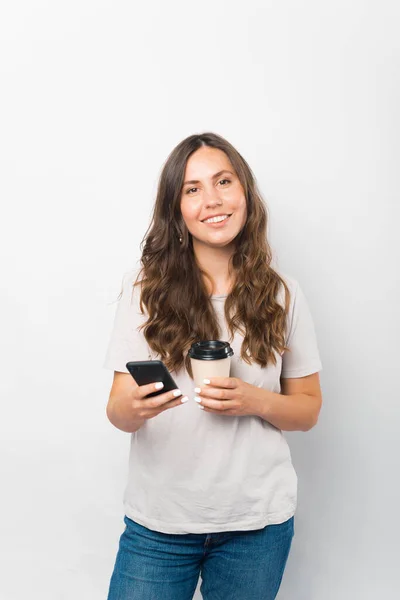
[125,360,179,398]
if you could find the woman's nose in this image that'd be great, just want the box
[204,189,223,207]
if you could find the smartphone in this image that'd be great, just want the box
[126,360,180,398]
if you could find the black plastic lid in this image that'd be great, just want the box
[188,340,234,361]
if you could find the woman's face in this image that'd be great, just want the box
[180,147,247,250]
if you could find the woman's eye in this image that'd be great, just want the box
[186,179,230,195]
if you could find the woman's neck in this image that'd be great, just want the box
[193,239,235,296]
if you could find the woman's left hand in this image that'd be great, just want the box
[194,377,262,417]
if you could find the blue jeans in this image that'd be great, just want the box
[107,514,294,600]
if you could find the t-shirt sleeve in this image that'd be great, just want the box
[281,279,322,378]
[103,269,151,373]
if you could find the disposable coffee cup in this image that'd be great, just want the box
[188,340,234,387]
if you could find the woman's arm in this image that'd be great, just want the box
[106,372,146,433]
[195,372,322,432]
[254,372,322,432]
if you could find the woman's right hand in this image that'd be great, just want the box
[131,382,189,421]
[107,373,188,432]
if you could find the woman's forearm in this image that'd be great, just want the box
[253,388,321,432]
[106,394,145,433]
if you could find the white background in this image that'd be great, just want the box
[0,1,399,599]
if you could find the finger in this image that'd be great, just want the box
[162,395,189,411]
[196,387,230,400]
[203,377,238,389]
[145,388,185,409]
[198,397,233,411]
[201,406,235,415]
[138,381,180,400]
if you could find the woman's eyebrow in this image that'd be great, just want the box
[183,169,234,186]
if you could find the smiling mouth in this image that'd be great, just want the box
[201,213,232,224]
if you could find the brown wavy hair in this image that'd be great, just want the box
[130,132,291,378]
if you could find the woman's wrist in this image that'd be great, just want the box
[253,387,318,432]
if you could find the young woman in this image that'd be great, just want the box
[104,132,323,600]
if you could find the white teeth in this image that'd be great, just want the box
[203,214,229,224]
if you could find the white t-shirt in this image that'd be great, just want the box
[103,267,322,534]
